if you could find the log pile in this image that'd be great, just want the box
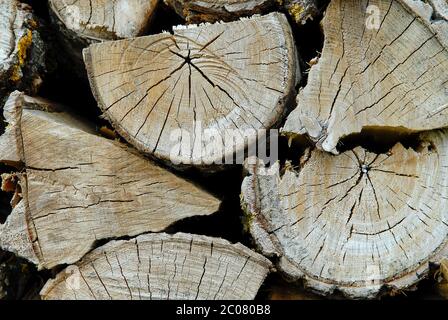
[0,0,448,300]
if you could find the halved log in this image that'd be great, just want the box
[49,0,158,41]
[0,0,47,98]
[282,0,448,154]
[163,0,275,23]
[84,12,299,167]
[40,233,272,300]
[241,130,448,298]
[0,91,220,269]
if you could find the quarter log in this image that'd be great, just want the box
[282,0,448,154]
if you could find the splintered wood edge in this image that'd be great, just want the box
[40,232,273,300]
[281,0,448,154]
[241,132,448,298]
[83,13,300,168]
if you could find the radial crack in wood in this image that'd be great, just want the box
[0,91,220,269]
[84,12,299,168]
[282,0,448,154]
[241,130,448,298]
[49,0,158,41]
[40,232,272,300]
[0,0,47,99]
[164,0,275,23]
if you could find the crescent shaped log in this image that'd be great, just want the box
[40,233,272,300]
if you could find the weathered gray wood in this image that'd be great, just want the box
[49,0,158,41]
[0,91,220,269]
[40,233,272,300]
[282,0,448,154]
[242,130,448,298]
[84,12,299,168]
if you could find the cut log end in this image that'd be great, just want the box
[84,12,299,168]
[40,233,272,300]
[0,91,220,269]
[242,130,448,298]
[49,0,158,41]
[282,0,448,154]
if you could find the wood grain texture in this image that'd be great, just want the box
[49,0,158,41]
[164,0,275,23]
[0,91,220,269]
[40,233,272,300]
[283,0,448,153]
[241,131,448,298]
[84,12,299,167]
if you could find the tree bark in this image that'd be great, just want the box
[164,0,275,23]
[0,0,48,100]
[0,91,220,270]
[241,130,448,298]
[40,232,272,300]
[84,12,299,168]
[282,0,321,25]
[282,0,448,154]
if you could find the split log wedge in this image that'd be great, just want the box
[40,233,272,300]
[283,0,448,154]
[163,0,275,23]
[0,0,47,99]
[241,130,448,298]
[49,0,158,41]
[0,91,220,269]
[84,12,299,167]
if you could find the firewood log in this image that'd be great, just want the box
[0,0,48,99]
[40,233,272,300]
[241,130,448,298]
[283,0,448,154]
[49,0,158,42]
[84,12,299,168]
[0,91,220,269]
[163,0,275,23]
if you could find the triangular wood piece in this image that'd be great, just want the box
[40,233,272,300]
[283,0,448,153]
[49,0,158,41]
[242,130,448,298]
[84,12,299,167]
[0,91,220,269]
